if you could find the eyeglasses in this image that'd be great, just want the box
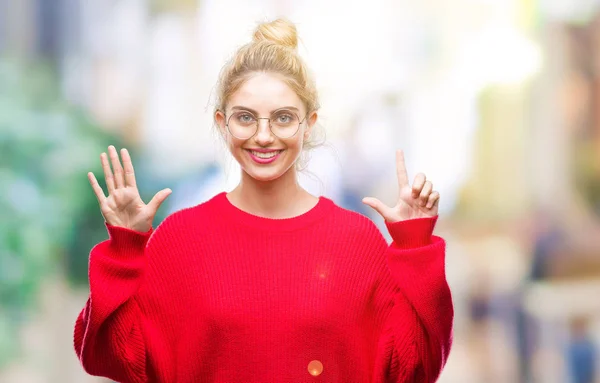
[225,109,307,140]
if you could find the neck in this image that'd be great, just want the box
[228,167,317,219]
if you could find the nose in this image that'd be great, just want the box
[253,118,275,145]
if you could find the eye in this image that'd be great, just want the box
[275,113,295,124]
[234,112,255,124]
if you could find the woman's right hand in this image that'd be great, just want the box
[88,145,172,233]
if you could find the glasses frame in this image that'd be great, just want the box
[224,109,308,140]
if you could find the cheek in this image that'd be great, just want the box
[293,126,310,148]
[226,134,243,147]
[226,137,245,158]
[284,136,304,153]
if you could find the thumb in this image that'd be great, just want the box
[362,197,392,220]
[148,188,172,212]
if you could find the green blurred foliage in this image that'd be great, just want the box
[0,58,123,366]
[574,139,600,216]
[150,0,198,13]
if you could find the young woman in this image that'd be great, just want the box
[74,18,453,383]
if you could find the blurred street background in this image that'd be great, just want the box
[1,0,600,382]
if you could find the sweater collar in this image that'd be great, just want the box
[211,191,333,232]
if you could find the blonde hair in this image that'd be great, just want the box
[214,18,323,171]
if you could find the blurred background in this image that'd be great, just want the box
[1,0,600,382]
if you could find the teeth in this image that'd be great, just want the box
[251,150,280,159]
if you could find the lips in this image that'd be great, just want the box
[245,149,283,164]
[246,149,282,158]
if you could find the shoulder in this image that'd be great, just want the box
[147,193,224,245]
[325,198,376,230]
[324,198,387,244]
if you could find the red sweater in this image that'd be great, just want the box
[74,192,453,383]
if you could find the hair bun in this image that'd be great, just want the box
[253,18,298,50]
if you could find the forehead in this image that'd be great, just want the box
[228,72,304,113]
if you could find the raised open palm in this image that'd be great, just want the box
[88,145,172,232]
[362,149,440,222]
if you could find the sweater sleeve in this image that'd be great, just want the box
[73,222,156,383]
[372,216,454,383]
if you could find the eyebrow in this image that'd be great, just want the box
[230,106,300,114]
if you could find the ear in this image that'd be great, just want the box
[215,110,227,136]
[303,110,318,140]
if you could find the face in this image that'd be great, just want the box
[215,72,317,182]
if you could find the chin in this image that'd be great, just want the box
[243,165,288,182]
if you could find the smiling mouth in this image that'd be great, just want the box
[247,150,283,159]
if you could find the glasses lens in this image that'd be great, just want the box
[270,110,300,139]
[227,110,302,139]
[227,111,257,139]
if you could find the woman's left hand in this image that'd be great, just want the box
[362,150,440,223]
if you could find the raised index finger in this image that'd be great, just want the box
[396,149,409,188]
